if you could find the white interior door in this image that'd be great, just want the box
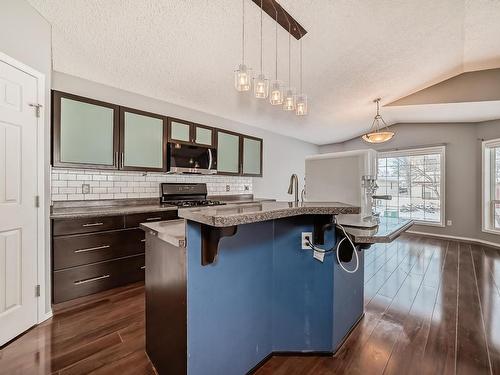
[0,59,38,346]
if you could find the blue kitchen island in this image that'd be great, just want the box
[141,202,410,375]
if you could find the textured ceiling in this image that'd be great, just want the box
[28,0,500,145]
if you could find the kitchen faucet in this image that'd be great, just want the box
[288,174,299,204]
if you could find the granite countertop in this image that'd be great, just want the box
[217,198,276,205]
[141,219,186,248]
[50,199,178,219]
[339,216,414,244]
[177,201,360,227]
[50,196,276,219]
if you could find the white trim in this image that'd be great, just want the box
[39,310,53,323]
[378,145,446,227]
[481,138,500,235]
[0,51,51,323]
[407,230,500,249]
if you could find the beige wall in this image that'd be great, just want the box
[52,71,319,201]
[320,120,500,245]
[0,0,52,313]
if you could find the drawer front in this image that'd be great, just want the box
[53,255,145,303]
[125,210,178,228]
[53,229,145,270]
[53,216,124,236]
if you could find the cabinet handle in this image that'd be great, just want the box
[114,151,118,166]
[74,274,110,285]
[141,239,146,242]
[74,245,110,253]
[145,217,162,221]
[121,152,124,169]
[140,266,146,270]
[82,222,104,227]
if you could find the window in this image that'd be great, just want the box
[376,146,445,226]
[482,139,500,234]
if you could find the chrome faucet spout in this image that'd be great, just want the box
[288,174,299,204]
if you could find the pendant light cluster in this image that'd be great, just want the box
[361,99,394,144]
[234,0,308,116]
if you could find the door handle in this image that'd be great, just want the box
[74,245,110,253]
[74,274,110,285]
[82,222,104,227]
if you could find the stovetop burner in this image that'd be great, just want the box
[167,200,225,208]
[159,183,226,208]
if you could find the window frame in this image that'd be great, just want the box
[482,138,500,235]
[377,145,446,227]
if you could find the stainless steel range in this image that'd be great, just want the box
[160,183,225,208]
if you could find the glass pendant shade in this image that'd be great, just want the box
[361,99,394,144]
[269,80,283,105]
[283,88,296,111]
[362,131,394,144]
[254,74,269,98]
[234,64,252,92]
[295,94,308,115]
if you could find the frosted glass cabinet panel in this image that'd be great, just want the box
[217,131,240,174]
[121,108,167,171]
[53,92,119,169]
[195,126,213,146]
[242,137,262,176]
[169,120,191,143]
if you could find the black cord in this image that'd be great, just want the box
[305,238,334,254]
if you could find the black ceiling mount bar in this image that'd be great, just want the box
[251,0,307,40]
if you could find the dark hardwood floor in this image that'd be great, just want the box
[1,234,498,374]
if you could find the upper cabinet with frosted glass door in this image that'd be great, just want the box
[216,130,263,176]
[52,91,120,169]
[241,135,263,177]
[119,107,167,172]
[167,117,214,147]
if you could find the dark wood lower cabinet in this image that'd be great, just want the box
[52,210,178,304]
[53,254,145,303]
[53,228,145,270]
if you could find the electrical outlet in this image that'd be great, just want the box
[82,183,90,194]
[301,232,312,250]
[244,185,249,191]
[225,185,230,192]
[447,220,452,226]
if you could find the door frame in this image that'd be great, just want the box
[0,51,49,324]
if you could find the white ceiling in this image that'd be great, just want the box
[28,0,500,145]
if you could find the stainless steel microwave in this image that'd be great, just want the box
[168,144,217,174]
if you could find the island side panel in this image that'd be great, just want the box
[332,245,365,352]
[186,220,274,375]
[145,232,187,375]
[272,216,335,352]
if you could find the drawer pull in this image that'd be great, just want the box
[145,217,162,221]
[140,266,146,270]
[82,222,104,227]
[74,245,110,253]
[74,274,110,285]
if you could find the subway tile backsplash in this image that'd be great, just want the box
[51,168,253,202]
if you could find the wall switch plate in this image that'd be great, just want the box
[225,185,230,192]
[447,220,452,226]
[301,232,312,249]
[82,183,91,194]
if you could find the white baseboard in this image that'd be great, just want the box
[407,230,500,249]
[38,309,53,324]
